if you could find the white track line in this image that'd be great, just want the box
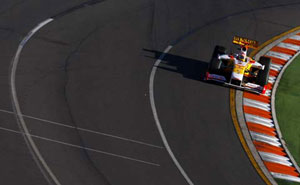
[265,51,292,61]
[0,126,160,167]
[289,35,300,41]
[9,18,61,185]
[149,45,194,185]
[0,109,163,149]
[277,42,300,51]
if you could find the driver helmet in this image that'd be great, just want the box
[237,54,246,62]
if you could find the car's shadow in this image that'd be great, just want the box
[143,48,208,81]
[143,48,245,92]
[143,49,264,94]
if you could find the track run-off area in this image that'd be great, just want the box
[1,1,300,185]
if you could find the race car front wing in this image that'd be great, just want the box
[205,72,267,94]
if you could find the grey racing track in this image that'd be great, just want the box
[0,0,300,185]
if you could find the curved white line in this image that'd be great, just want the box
[149,45,194,185]
[10,18,61,185]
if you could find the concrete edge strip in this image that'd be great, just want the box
[149,45,195,185]
[234,27,300,184]
[9,18,61,185]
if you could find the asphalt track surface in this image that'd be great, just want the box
[0,0,300,185]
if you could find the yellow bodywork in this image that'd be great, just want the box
[233,64,246,74]
[244,63,252,76]
[233,62,252,76]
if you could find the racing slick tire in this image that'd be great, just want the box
[256,56,271,86]
[209,46,227,73]
[209,57,222,73]
[212,45,226,58]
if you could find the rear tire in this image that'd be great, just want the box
[256,57,271,86]
[209,45,226,73]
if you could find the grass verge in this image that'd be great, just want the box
[275,54,300,185]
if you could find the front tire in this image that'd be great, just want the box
[209,45,227,73]
[209,57,222,73]
[211,45,226,58]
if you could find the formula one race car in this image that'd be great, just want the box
[205,36,271,94]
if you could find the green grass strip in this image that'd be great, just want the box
[276,54,300,185]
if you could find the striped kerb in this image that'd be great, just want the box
[242,34,300,181]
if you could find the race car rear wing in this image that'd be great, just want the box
[233,36,258,49]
